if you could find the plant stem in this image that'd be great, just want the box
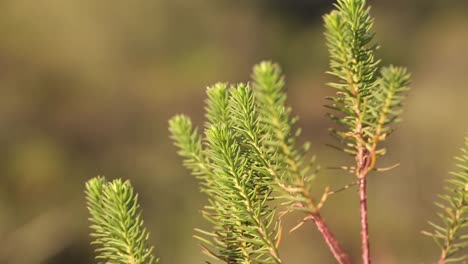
[359,177,370,264]
[250,140,350,263]
[311,212,352,264]
[438,255,445,264]
[353,98,372,264]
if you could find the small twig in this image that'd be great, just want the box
[275,224,283,249]
[290,218,308,234]
[310,213,352,264]
[328,181,359,195]
[286,199,351,264]
[326,143,346,152]
[374,163,400,172]
[317,187,330,209]
[327,165,356,173]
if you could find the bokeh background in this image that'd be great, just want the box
[0,0,467,263]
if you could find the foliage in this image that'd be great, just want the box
[423,138,468,263]
[82,0,467,263]
[85,176,157,264]
[251,62,321,214]
[169,56,354,262]
[323,1,412,262]
[168,0,413,263]
[170,83,282,263]
[324,0,411,164]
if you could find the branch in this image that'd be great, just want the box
[252,61,351,263]
[311,213,352,264]
[85,176,157,264]
[423,137,468,263]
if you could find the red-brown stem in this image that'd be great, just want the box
[438,241,450,264]
[359,177,370,264]
[438,256,445,264]
[354,107,372,264]
[311,212,352,264]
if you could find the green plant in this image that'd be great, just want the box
[170,84,282,263]
[323,1,410,263]
[84,0,468,263]
[423,138,468,263]
[169,62,348,264]
[85,177,157,264]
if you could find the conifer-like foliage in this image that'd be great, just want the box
[169,61,352,264]
[323,0,411,262]
[423,138,468,263]
[170,83,282,264]
[251,63,351,263]
[251,63,320,214]
[82,0,468,263]
[85,177,157,264]
[324,0,411,171]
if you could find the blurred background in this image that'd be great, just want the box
[0,0,467,263]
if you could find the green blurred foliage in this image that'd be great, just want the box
[0,0,467,263]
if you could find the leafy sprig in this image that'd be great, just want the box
[252,62,318,205]
[324,0,410,163]
[170,61,352,264]
[170,83,281,263]
[251,61,351,264]
[85,176,157,264]
[324,1,411,263]
[423,138,468,263]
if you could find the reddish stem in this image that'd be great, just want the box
[438,256,445,264]
[359,178,370,264]
[311,212,352,264]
